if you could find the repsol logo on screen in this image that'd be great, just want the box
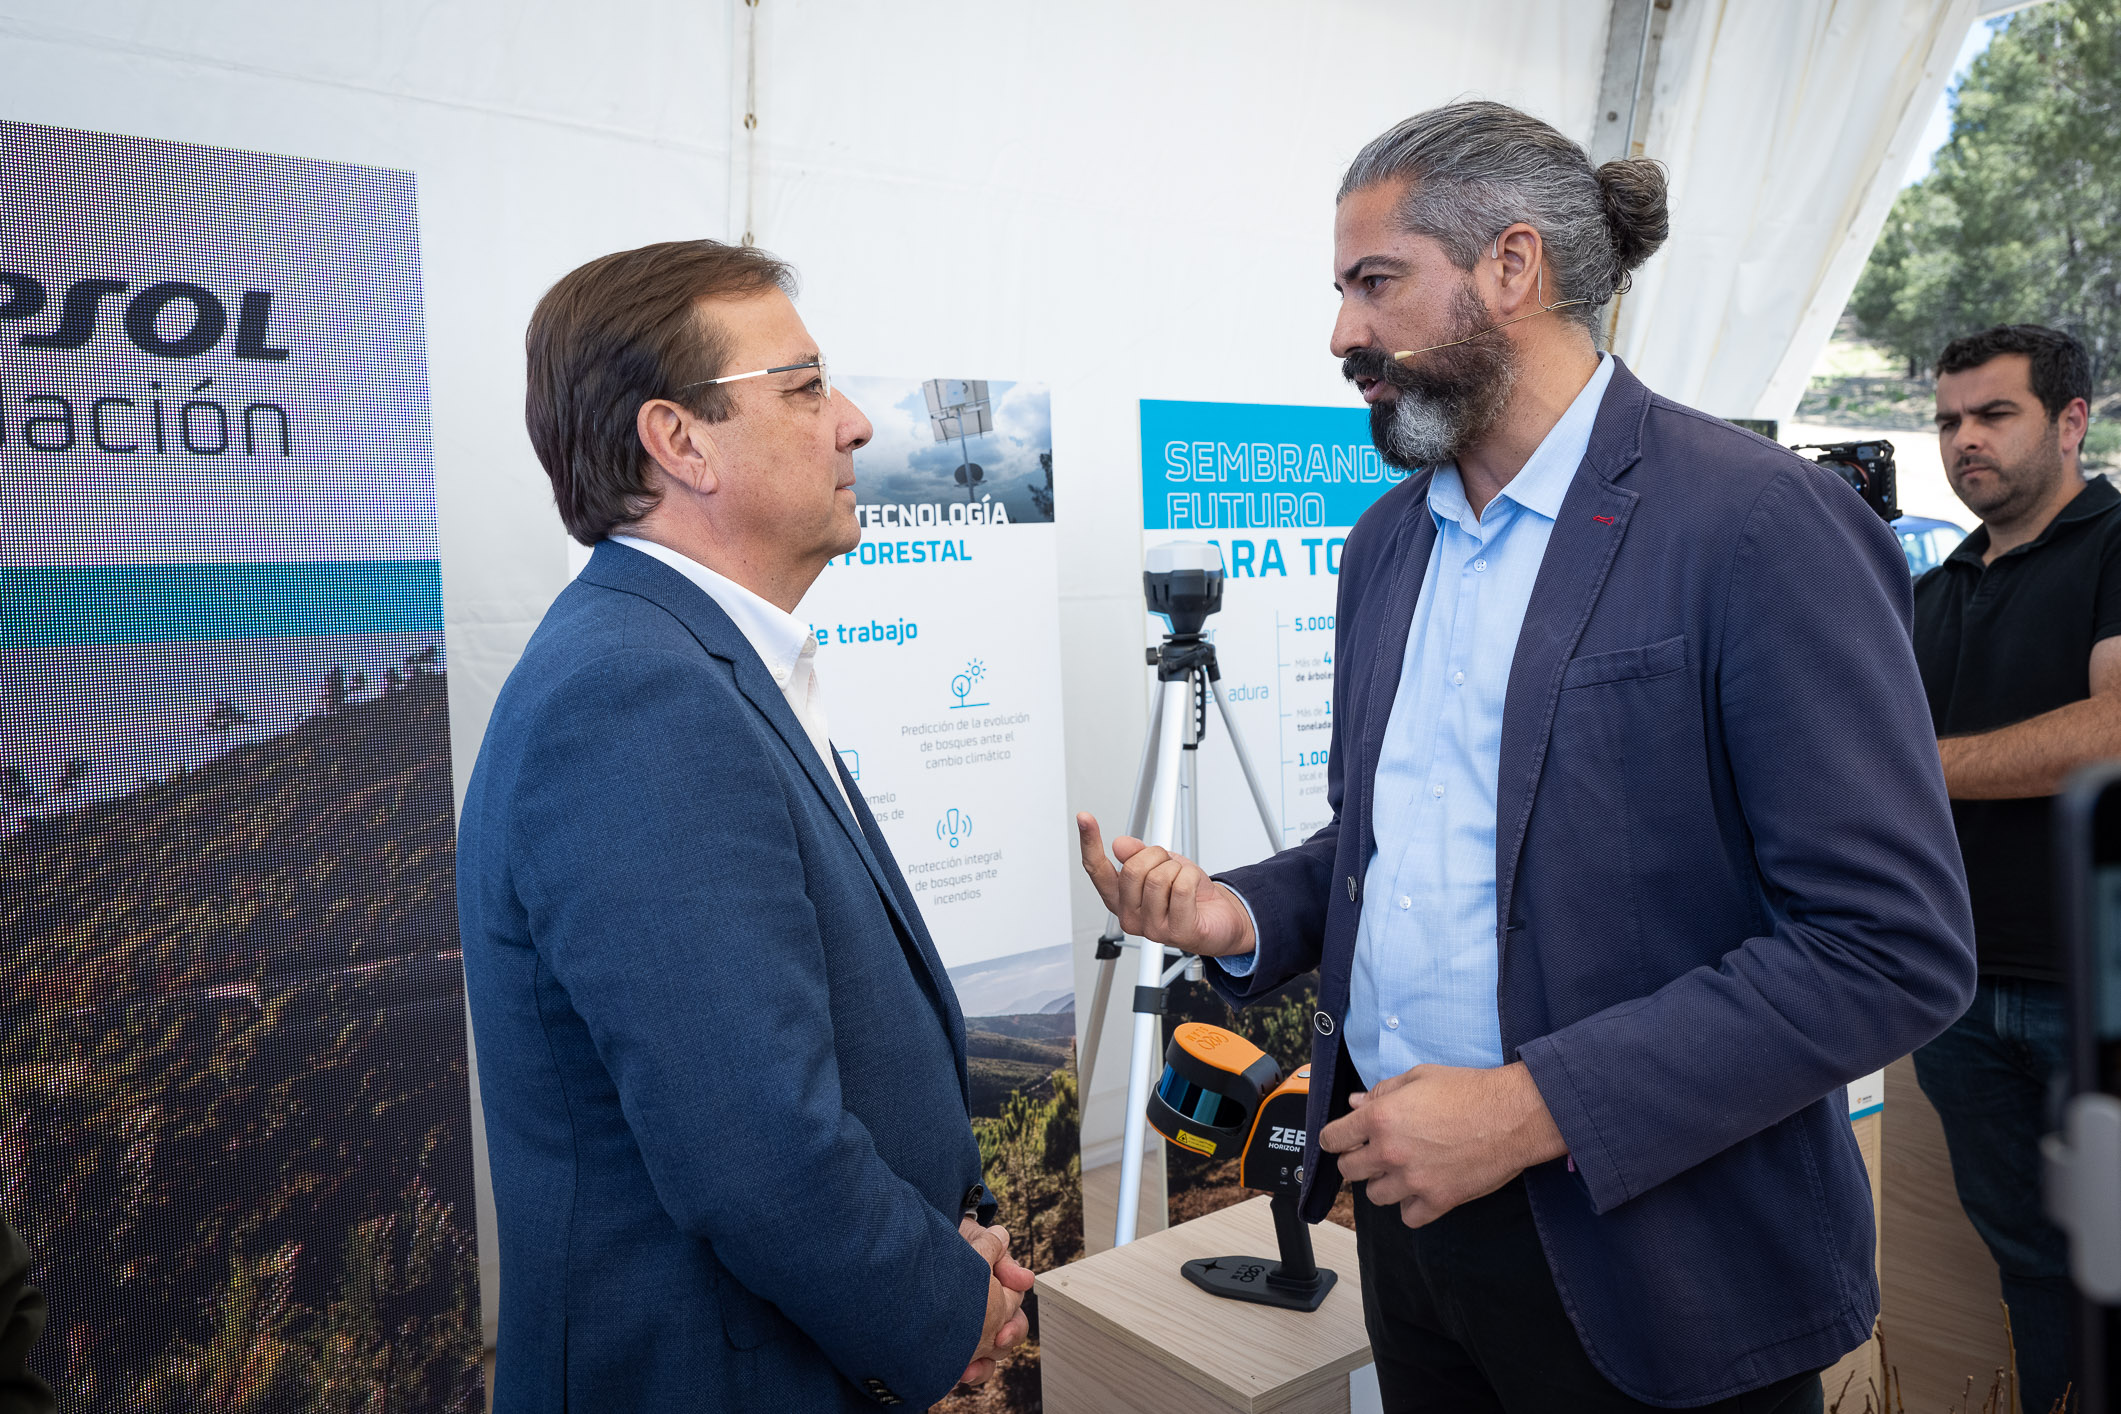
[1,270,295,459]
[1,271,288,360]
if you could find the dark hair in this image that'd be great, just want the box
[1339,100,1669,336]
[1934,324,2092,421]
[526,240,797,544]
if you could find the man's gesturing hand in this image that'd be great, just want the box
[956,1219,1034,1387]
[1317,1061,1568,1228]
[1076,812,1256,958]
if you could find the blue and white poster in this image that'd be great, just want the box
[1139,398,1405,874]
[0,122,481,1410]
[802,376,1070,1005]
[807,375,1078,1403]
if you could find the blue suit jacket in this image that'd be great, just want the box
[458,540,992,1412]
[1215,360,1976,1405]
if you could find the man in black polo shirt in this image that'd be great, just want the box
[1912,323,2118,1413]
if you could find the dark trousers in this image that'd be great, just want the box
[1911,977,2073,1414]
[1352,1179,1823,1413]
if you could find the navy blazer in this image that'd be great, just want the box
[458,541,992,1412]
[1214,360,1976,1404]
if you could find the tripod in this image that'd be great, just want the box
[1080,622,1281,1247]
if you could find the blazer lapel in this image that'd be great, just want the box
[1493,361,1650,939]
[841,756,971,1096]
[580,543,952,1026]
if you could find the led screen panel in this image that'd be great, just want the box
[0,121,481,1412]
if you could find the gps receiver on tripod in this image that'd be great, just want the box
[1147,1022,1337,1313]
[1075,542,1285,1248]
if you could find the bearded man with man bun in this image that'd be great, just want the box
[1081,101,1976,1413]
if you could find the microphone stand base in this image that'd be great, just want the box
[1179,1255,1337,1313]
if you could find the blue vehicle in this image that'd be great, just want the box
[1897,515,1968,576]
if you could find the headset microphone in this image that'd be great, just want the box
[1147,1022,1338,1312]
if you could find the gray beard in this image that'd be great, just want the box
[1376,358,1519,469]
[1380,391,1468,469]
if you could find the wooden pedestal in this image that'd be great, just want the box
[1035,1195,1370,1414]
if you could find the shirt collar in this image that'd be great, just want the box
[1428,353,1614,528]
[609,534,813,686]
[1947,475,2121,568]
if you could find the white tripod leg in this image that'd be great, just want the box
[1114,674,1192,1246]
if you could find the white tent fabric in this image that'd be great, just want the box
[1615,0,1981,419]
[0,0,1970,1343]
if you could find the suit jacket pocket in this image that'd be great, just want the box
[1560,634,1687,691]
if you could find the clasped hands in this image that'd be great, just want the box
[1076,811,1569,1227]
[957,1218,1034,1387]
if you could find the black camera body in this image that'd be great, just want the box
[1796,440,1900,522]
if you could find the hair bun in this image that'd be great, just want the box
[1595,157,1670,283]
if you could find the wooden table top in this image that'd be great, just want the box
[1035,1195,1372,1410]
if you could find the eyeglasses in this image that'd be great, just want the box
[677,355,831,400]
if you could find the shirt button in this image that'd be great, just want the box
[1474,558,1488,572]
[1386,1015,1400,1030]
[1398,895,1411,909]
[1452,670,1466,686]
[1431,784,1445,798]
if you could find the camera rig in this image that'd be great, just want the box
[1792,440,1900,522]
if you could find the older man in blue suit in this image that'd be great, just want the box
[1082,102,1976,1412]
[459,240,1031,1412]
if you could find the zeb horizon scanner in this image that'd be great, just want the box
[1148,1022,1280,1159]
[1147,1023,1338,1313]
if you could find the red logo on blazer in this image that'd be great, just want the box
[1592,514,1616,525]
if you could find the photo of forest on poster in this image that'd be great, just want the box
[0,122,479,1411]
[934,948,1082,1414]
[0,651,482,1412]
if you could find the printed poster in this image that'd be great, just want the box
[0,122,481,1411]
[1138,399,1403,873]
[799,376,1082,1320]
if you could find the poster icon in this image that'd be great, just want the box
[950,658,989,709]
[937,808,974,847]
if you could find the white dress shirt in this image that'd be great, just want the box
[611,535,852,811]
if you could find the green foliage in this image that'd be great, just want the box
[0,670,481,1412]
[965,1025,1072,1118]
[1852,3,2121,383]
[2086,418,2121,461]
[964,1029,1071,1066]
[970,1062,1082,1274]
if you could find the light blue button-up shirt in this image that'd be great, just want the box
[1222,355,1613,1089]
